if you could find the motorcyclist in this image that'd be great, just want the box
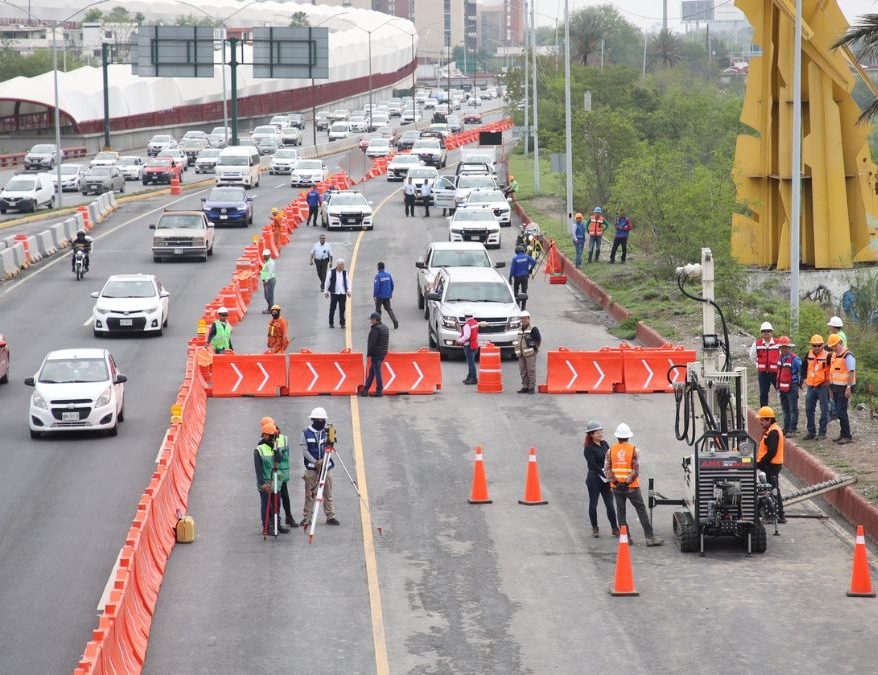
[71,230,93,272]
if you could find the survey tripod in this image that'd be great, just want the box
[263,466,280,541]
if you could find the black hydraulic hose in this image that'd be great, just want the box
[673,378,696,445]
[676,272,733,371]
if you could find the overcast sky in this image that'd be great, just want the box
[530,0,878,30]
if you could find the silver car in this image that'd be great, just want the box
[81,166,125,195]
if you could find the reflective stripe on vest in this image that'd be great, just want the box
[587,215,604,236]
[211,321,232,351]
[805,350,830,387]
[303,427,334,470]
[276,434,290,481]
[462,318,479,350]
[829,350,856,386]
[514,325,536,357]
[777,354,796,393]
[609,442,639,489]
[756,423,784,465]
[755,339,779,372]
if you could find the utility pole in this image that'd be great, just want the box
[523,0,529,157]
[101,42,111,149]
[229,37,239,146]
[51,20,63,208]
[663,0,668,31]
[790,0,802,335]
[531,0,539,190]
[563,0,573,228]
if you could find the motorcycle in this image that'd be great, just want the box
[73,249,87,281]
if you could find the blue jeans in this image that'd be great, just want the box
[464,345,478,381]
[363,356,384,393]
[831,385,852,438]
[779,388,799,432]
[574,240,585,267]
[805,385,829,436]
[588,235,602,262]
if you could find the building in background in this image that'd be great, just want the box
[681,0,754,60]
[475,0,523,56]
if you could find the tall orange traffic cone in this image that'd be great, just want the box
[467,446,492,504]
[610,525,639,597]
[544,240,567,284]
[518,447,547,505]
[847,525,876,597]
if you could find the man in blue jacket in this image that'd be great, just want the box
[306,186,322,227]
[610,212,632,264]
[373,261,399,329]
[571,212,585,268]
[509,245,537,310]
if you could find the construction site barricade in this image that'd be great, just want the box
[540,346,624,394]
[380,348,442,395]
[35,230,56,258]
[211,353,288,397]
[288,348,363,396]
[618,343,697,394]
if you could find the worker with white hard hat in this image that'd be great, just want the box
[748,320,779,407]
[207,307,234,354]
[827,315,847,348]
[513,311,541,394]
[604,423,664,546]
[260,248,277,314]
[299,407,340,526]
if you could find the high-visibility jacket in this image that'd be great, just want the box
[757,423,784,465]
[805,350,831,387]
[514,325,538,358]
[587,214,606,237]
[829,349,856,387]
[211,320,232,351]
[755,338,779,373]
[255,442,276,487]
[266,316,289,353]
[609,442,639,489]
[776,352,800,393]
[276,434,291,482]
[260,257,276,282]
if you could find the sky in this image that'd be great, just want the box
[530,0,878,30]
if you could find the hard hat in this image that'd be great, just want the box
[828,316,844,328]
[810,334,824,346]
[585,420,603,433]
[309,407,328,420]
[271,304,281,311]
[262,249,271,257]
[776,336,790,346]
[614,423,633,439]
[593,206,602,213]
[520,310,530,318]
[217,307,229,315]
[272,207,279,214]
[575,212,583,220]
[827,334,842,347]
[760,321,773,332]
[260,416,275,426]
[757,406,775,419]
[261,421,278,435]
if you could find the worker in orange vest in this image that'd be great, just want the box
[802,335,831,441]
[749,321,779,407]
[756,406,785,523]
[271,207,284,234]
[586,206,607,264]
[827,334,856,444]
[603,423,664,546]
[266,304,290,353]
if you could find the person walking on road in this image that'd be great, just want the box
[604,423,664,546]
[802,335,831,441]
[306,185,322,227]
[310,233,333,291]
[572,212,586,268]
[324,259,351,329]
[373,261,399,329]
[749,321,779,407]
[514,311,541,394]
[300,407,340,527]
[404,177,416,217]
[360,312,390,397]
[261,417,298,528]
[776,336,802,436]
[255,422,290,535]
[208,307,234,354]
[266,304,290,353]
[457,312,480,385]
[756,406,786,523]
[420,180,432,217]
[587,207,607,263]
[609,212,632,264]
[509,245,537,310]
[828,334,856,444]
[260,249,276,314]
[582,421,619,538]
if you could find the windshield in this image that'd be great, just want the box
[119,156,139,164]
[454,209,496,222]
[208,188,245,202]
[274,150,297,159]
[31,144,54,153]
[256,138,278,146]
[468,191,505,203]
[459,176,495,189]
[40,357,109,384]
[331,194,366,206]
[60,165,81,175]
[270,117,287,124]
[392,156,419,165]
[219,156,249,166]
[280,127,298,134]
[402,132,419,140]
[296,161,322,170]
[330,123,349,132]
[253,126,276,135]
[432,250,490,267]
[369,140,389,147]
[158,215,203,230]
[147,159,172,168]
[198,149,220,158]
[413,140,440,150]
[408,169,437,179]
[445,282,512,304]
[158,149,180,156]
[102,279,156,299]
[151,136,171,143]
[94,152,116,161]
[5,177,34,191]
[211,127,228,135]
[88,167,112,176]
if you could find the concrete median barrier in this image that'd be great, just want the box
[35,231,55,258]
[0,246,18,278]
[63,216,79,241]
[50,222,67,249]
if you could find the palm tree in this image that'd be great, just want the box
[833,15,878,121]
[569,8,606,67]
[649,29,683,69]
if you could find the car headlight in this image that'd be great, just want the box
[95,385,112,408]
[32,391,48,410]
[95,307,110,315]
[147,304,162,314]
[450,228,463,234]
[441,314,458,329]
[508,317,522,330]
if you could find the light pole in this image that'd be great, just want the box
[530,0,539,190]
[304,12,351,147]
[563,0,573,228]
[790,0,802,335]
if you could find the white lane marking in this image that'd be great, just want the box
[257,361,269,391]
[306,362,318,391]
[641,359,654,389]
[592,360,605,389]
[230,363,244,393]
[412,362,424,390]
[333,361,346,392]
[565,359,578,389]
[383,362,396,390]
[83,316,94,326]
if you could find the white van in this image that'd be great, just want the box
[0,172,55,213]
[328,122,352,142]
[215,145,261,188]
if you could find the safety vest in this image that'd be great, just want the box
[829,349,856,387]
[303,427,334,471]
[211,321,232,351]
[514,325,537,358]
[256,442,276,486]
[755,338,779,373]
[460,318,479,350]
[805,350,831,387]
[777,353,798,393]
[756,423,784,465]
[609,442,639,489]
[587,215,605,237]
[276,434,290,482]
[260,258,276,281]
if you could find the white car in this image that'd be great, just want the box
[290,159,328,187]
[194,148,221,173]
[53,163,87,192]
[147,135,177,156]
[90,151,119,167]
[25,348,127,438]
[400,108,420,124]
[350,114,369,133]
[269,115,290,129]
[90,274,170,337]
[365,138,392,158]
[455,174,498,207]
[449,207,502,249]
[279,126,302,147]
[411,138,446,168]
[117,156,144,181]
[321,190,374,230]
[405,166,439,202]
[424,98,438,109]
[386,154,423,181]
[182,130,208,142]
[415,241,503,314]
[269,148,299,174]
[328,122,352,142]
[252,124,281,144]
[157,148,188,170]
[465,189,511,226]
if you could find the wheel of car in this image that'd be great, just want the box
[417,287,424,310]
[142,181,148,186]
[28,199,36,212]
[118,406,125,423]
[30,429,42,439]
[107,421,118,437]
[48,196,55,209]
[120,182,125,193]
[208,242,214,256]
[0,359,7,383]
[82,191,88,196]
[248,212,253,225]
[153,255,161,263]
[0,207,5,214]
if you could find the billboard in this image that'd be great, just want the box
[251,27,329,80]
[132,26,215,78]
[681,1,715,23]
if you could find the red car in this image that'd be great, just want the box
[142,157,184,185]
[464,112,483,124]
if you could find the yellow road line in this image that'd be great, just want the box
[346,187,399,675]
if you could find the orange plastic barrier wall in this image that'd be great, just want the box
[379,348,442,395]
[288,348,364,396]
[211,353,288,397]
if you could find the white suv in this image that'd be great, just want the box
[465,189,511,226]
[415,241,504,316]
[321,190,374,230]
[448,207,502,249]
[25,348,127,438]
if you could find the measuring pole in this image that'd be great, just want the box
[272,469,279,538]
[307,446,333,544]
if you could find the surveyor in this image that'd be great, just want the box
[300,407,340,526]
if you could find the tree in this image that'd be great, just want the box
[568,7,606,67]
[833,14,878,121]
[572,109,640,208]
[174,14,218,27]
[83,8,103,23]
[567,5,643,69]
[649,29,683,69]
[289,11,310,28]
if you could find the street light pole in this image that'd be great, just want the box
[101,42,110,149]
[790,0,802,335]
[523,0,529,158]
[51,20,62,208]
[368,31,374,128]
[531,0,539,190]
[221,30,229,145]
[563,0,573,227]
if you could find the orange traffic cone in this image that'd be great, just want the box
[544,240,567,284]
[610,525,639,597]
[467,446,492,504]
[518,447,547,505]
[847,525,876,597]
[477,342,503,393]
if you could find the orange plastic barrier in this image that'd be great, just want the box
[288,348,364,396]
[541,346,623,393]
[619,344,697,394]
[380,348,442,395]
[78,205,92,231]
[477,343,503,393]
[211,353,288,396]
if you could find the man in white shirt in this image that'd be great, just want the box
[403,177,416,217]
[420,180,432,217]
[309,234,333,291]
[324,259,352,329]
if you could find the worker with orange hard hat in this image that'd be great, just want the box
[756,406,786,523]
[255,420,290,536]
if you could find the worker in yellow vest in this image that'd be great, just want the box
[207,307,233,354]
[756,406,786,523]
[827,334,856,444]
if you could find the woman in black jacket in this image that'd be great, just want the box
[583,421,619,538]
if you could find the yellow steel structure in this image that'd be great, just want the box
[732,0,878,269]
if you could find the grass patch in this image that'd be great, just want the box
[609,316,639,340]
